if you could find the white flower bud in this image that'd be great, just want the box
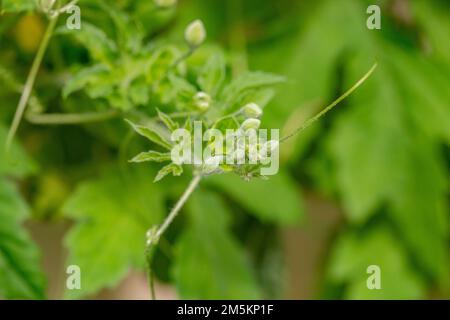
[240,118,261,132]
[242,103,263,118]
[154,0,177,8]
[193,91,211,111]
[185,20,206,48]
[202,155,223,174]
[39,0,56,12]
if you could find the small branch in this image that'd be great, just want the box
[280,63,378,143]
[26,110,120,125]
[50,0,79,16]
[154,175,202,241]
[6,15,59,151]
[149,270,156,300]
[144,175,201,299]
[171,47,195,69]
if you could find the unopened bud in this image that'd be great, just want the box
[185,20,206,48]
[242,103,263,118]
[202,156,223,174]
[240,118,261,132]
[193,91,211,111]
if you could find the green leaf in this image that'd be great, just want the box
[220,71,285,113]
[167,73,197,103]
[328,226,425,299]
[129,151,171,163]
[172,190,261,299]
[63,168,165,299]
[63,64,110,98]
[330,55,449,279]
[154,163,182,182]
[198,51,226,96]
[205,171,303,225]
[0,125,37,177]
[157,108,178,132]
[1,0,36,12]
[146,46,181,83]
[0,179,46,299]
[125,119,172,150]
[58,22,117,63]
[412,0,450,65]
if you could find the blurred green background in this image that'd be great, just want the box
[0,0,449,300]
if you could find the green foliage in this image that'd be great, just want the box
[206,172,303,225]
[1,0,448,301]
[1,0,36,13]
[250,0,450,296]
[0,179,46,299]
[173,191,261,299]
[63,168,165,298]
[0,125,37,177]
[328,226,425,299]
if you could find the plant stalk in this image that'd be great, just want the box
[144,175,201,299]
[26,110,120,125]
[154,174,202,241]
[6,15,59,150]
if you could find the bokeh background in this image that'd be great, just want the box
[0,0,449,299]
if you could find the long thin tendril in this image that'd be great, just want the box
[280,63,378,143]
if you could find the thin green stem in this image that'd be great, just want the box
[154,175,202,241]
[50,0,79,16]
[171,47,195,69]
[25,110,120,125]
[144,175,201,298]
[148,268,156,300]
[280,63,378,143]
[6,15,59,151]
[144,246,156,300]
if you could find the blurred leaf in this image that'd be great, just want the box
[0,125,37,177]
[63,64,110,98]
[413,0,450,65]
[330,54,449,279]
[1,0,36,12]
[58,22,117,63]
[206,171,303,225]
[63,168,165,299]
[173,190,261,299]
[0,179,46,299]
[328,226,425,299]
[220,71,285,113]
[198,51,226,96]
